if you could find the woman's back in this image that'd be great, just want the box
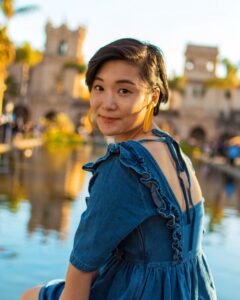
[137,133,203,213]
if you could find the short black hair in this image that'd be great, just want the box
[86,38,169,116]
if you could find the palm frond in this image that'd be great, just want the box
[14,5,39,15]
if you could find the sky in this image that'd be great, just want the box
[4,0,240,76]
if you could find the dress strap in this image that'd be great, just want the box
[149,129,196,251]
[140,130,196,225]
[137,137,166,143]
[173,139,196,251]
[163,137,193,224]
[171,138,196,234]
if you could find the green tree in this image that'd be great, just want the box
[5,74,18,97]
[63,61,86,74]
[205,58,239,89]
[168,75,186,94]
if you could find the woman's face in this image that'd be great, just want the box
[90,60,155,142]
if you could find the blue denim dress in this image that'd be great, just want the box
[39,128,217,300]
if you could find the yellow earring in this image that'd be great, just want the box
[84,107,94,133]
[143,102,155,133]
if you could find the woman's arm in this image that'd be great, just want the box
[59,263,98,300]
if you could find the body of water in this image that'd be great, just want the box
[0,144,239,300]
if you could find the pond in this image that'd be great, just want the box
[0,144,239,300]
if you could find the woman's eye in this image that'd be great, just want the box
[93,85,104,92]
[119,88,131,95]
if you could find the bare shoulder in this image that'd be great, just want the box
[140,140,203,210]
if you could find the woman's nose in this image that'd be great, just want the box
[102,92,117,110]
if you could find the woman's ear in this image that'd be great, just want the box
[151,87,160,106]
[144,87,160,107]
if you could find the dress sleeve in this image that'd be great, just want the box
[69,154,152,272]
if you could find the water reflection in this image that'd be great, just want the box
[0,145,240,299]
[194,160,240,231]
[0,144,106,238]
[1,147,239,237]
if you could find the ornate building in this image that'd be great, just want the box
[155,44,240,144]
[9,22,89,127]
[180,44,219,142]
[8,28,240,143]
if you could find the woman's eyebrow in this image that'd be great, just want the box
[94,76,104,82]
[94,77,136,86]
[115,79,136,86]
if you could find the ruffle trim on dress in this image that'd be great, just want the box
[82,141,183,264]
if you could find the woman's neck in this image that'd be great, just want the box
[113,123,160,143]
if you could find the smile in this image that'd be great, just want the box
[99,115,120,122]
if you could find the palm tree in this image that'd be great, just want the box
[0,26,14,117]
[0,0,39,118]
[1,0,38,20]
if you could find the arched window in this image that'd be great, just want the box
[186,60,194,70]
[58,40,68,55]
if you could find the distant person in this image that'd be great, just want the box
[224,175,236,199]
[226,144,239,166]
[216,137,225,157]
[21,38,217,300]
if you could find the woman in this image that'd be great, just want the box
[21,38,217,300]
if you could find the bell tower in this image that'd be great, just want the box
[30,21,87,96]
[45,21,86,63]
[28,21,88,121]
[184,44,218,83]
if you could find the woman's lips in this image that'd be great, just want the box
[99,115,120,123]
